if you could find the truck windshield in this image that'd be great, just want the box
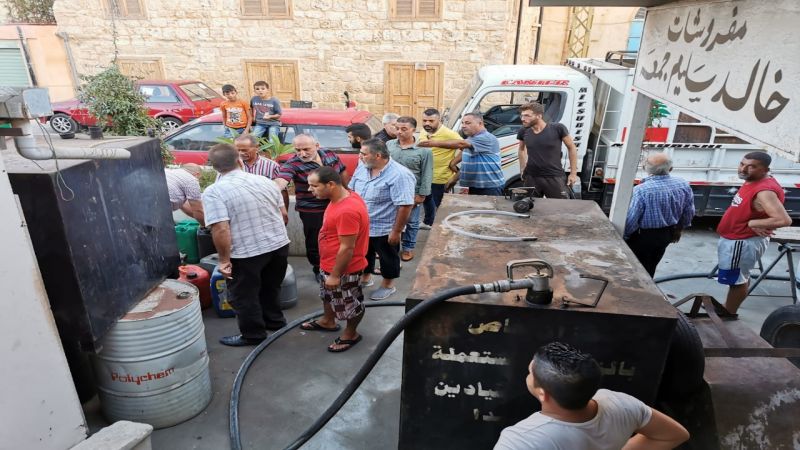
[445,74,482,129]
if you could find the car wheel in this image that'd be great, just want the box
[159,117,183,133]
[50,113,78,134]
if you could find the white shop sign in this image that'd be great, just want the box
[634,0,799,161]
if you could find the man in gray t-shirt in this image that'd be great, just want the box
[494,342,689,450]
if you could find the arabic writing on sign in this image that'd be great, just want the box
[467,319,509,335]
[431,345,510,366]
[599,361,636,377]
[638,5,789,123]
[434,381,501,400]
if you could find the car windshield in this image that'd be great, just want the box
[445,73,482,129]
[284,125,354,151]
[181,83,222,102]
[164,123,225,152]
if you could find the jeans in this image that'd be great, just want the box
[223,127,246,138]
[423,183,446,226]
[252,124,280,139]
[469,186,504,196]
[402,204,422,252]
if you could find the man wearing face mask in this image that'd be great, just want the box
[275,134,349,281]
[715,152,791,317]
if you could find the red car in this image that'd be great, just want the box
[45,80,223,134]
[164,108,381,174]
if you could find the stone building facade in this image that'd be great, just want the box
[52,0,637,115]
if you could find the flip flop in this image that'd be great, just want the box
[327,335,363,353]
[300,320,341,332]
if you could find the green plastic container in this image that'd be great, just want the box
[175,219,200,263]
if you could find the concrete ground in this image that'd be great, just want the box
[83,217,799,450]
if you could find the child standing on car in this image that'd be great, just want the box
[250,81,282,140]
[220,84,250,138]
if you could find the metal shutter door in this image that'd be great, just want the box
[0,42,31,87]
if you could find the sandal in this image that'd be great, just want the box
[300,320,341,332]
[327,335,363,352]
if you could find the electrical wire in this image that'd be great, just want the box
[35,120,75,201]
[443,209,537,242]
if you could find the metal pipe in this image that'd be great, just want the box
[512,0,524,64]
[533,7,544,63]
[12,119,131,160]
[16,26,37,86]
[55,32,80,95]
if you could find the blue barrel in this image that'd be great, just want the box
[210,267,236,318]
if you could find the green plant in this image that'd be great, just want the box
[214,134,295,160]
[78,65,159,136]
[5,0,55,24]
[198,169,217,191]
[648,100,670,127]
[160,140,174,166]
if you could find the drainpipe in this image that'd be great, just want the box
[56,31,80,95]
[12,119,131,160]
[533,7,544,63]
[16,26,38,86]
[512,0,524,64]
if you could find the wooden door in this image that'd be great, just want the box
[384,62,443,119]
[243,60,299,106]
[118,58,164,79]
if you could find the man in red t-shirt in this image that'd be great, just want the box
[301,166,370,352]
[716,152,791,315]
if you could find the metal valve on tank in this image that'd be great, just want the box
[506,259,554,305]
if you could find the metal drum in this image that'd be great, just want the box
[91,279,212,429]
[280,264,298,310]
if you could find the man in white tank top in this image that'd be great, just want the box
[494,342,689,450]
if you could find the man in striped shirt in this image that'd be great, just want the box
[234,134,288,209]
[275,134,349,280]
[623,153,695,277]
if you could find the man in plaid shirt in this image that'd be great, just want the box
[275,134,349,281]
[203,143,290,346]
[624,153,695,277]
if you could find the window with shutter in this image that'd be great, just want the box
[106,0,145,18]
[391,0,441,20]
[241,0,292,18]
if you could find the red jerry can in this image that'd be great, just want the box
[178,265,211,309]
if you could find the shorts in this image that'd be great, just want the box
[717,236,768,286]
[319,270,365,320]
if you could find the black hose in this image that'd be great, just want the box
[229,301,405,450]
[283,285,479,450]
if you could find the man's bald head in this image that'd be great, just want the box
[181,163,203,178]
[645,153,672,176]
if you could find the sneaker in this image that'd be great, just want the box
[370,286,397,300]
[420,223,432,230]
[361,278,375,288]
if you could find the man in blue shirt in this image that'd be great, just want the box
[420,112,505,196]
[349,138,416,300]
[624,153,695,276]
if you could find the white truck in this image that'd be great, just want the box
[443,53,800,217]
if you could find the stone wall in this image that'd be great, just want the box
[53,1,637,114]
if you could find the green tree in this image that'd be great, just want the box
[78,65,173,164]
[5,0,56,24]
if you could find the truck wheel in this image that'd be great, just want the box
[760,304,800,369]
[658,311,706,400]
[50,113,78,134]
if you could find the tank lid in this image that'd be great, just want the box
[121,279,198,321]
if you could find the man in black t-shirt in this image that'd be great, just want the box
[516,102,579,198]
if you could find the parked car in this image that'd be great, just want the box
[164,108,381,174]
[43,80,223,134]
